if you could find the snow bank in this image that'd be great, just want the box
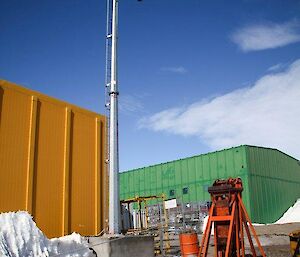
[275,199,300,224]
[0,211,94,257]
[201,198,300,233]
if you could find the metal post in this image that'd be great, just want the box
[108,0,120,234]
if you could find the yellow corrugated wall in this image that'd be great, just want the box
[0,80,108,238]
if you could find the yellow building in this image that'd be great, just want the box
[0,80,107,238]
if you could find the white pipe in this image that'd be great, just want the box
[108,0,120,234]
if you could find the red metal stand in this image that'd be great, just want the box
[198,178,266,257]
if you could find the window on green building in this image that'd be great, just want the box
[169,189,175,197]
[182,187,188,194]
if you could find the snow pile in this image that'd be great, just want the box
[201,215,214,235]
[49,233,93,257]
[0,211,94,257]
[0,211,49,256]
[276,199,300,224]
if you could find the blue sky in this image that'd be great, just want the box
[1,0,300,171]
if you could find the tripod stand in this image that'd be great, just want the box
[199,178,266,257]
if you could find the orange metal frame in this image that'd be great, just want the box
[198,178,266,257]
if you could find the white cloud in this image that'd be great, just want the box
[119,94,144,114]
[139,59,300,159]
[231,20,300,51]
[160,66,188,74]
[267,63,286,72]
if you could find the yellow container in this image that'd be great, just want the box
[290,230,300,257]
[0,80,107,238]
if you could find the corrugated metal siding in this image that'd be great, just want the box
[120,146,250,211]
[246,146,300,223]
[0,80,107,238]
[121,145,300,223]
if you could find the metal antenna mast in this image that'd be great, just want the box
[105,0,120,234]
[105,0,142,235]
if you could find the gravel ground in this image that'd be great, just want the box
[259,245,291,257]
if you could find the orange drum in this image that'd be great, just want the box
[179,232,199,257]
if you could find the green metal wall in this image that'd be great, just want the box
[246,146,300,223]
[120,146,251,215]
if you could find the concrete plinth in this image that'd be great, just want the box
[88,235,154,257]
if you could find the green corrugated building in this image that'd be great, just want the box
[120,145,300,223]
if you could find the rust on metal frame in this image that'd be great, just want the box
[198,178,266,257]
